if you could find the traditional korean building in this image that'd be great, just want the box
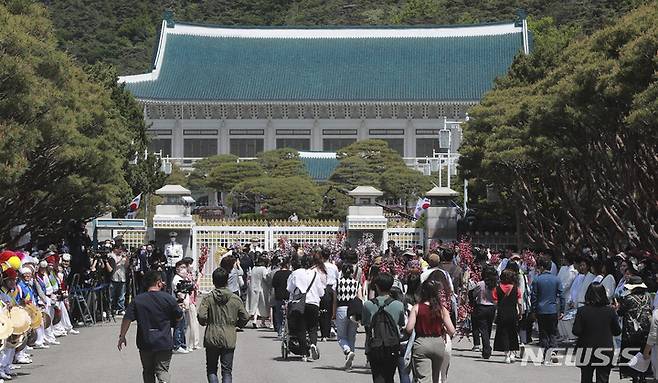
[119,13,529,167]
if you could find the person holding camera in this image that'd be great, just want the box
[171,261,190,354]
[109,245,128,315]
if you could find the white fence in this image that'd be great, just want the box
[191,225,424,290]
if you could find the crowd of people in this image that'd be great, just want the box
[195,237,657,383]
[2,232,657,383]
[0,247,81,383]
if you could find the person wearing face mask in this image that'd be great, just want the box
[171,261,190,354]
[118,271,184,383]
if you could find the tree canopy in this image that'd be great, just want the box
[256,148,307,178]
[0,1,159,245]
[459,4,658,254]
[328,140,435,215]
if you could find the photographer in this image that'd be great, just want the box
[171,261,191,354]
[108,244,128,315]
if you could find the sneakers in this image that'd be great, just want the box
[173,347,189,354]
[47,340,61,346]
[519,344,525,359]
[472,345,481,352]
[0,371,12,380]
[319,337,326,342]
[344,351,355,370]
[301,356,309,362]
[33,343,49,349]
[69,329,80,335]
[14,357,31,365]
[550,351,559,364]
[310,344,320,360]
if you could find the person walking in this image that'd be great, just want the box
[617,275,652,383]
[361,272,405,383]
[171,261,190,354]
[405,279,455,383]
[470,265,497,359]
[271,257,292,339]
[197,267,250,383]
[118,271,183,383]
[247,255,270,328]
[531,255,565,364]
[493,269,522,363]
[334,263,361,370]
[319,248,339,341]
[572,283,621,383]
[287,255,326,362]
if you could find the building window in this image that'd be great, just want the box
[323,138,356,152]
[230,139,264,157]
[416,129,440,135]
[229,129,264,135]
[368,129,404,135]
[378,138,404,156]
[184,139,217,158]
[416,138,439,157]
[322,129,357,136]
[148,129,173,136]
[275,129,311,135]
[276,138,310,151]
[183,129,218,135]
[149,139,172,157]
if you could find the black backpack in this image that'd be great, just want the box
[366,297,401,362]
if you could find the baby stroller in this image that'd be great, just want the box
[280,301,309,360]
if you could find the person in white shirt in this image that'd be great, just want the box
[557,255,578,294]
[591,259,616,302]
[287,255,327,362]
[569,257,595,309]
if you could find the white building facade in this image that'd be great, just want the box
[119,15,529,167]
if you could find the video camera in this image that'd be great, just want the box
[175,279,195,295]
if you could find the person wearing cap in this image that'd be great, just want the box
[53,253,79,336]
[0,269,31,375]
[164,232,184,293]
[36,260,60,346]
[617,275,652,382]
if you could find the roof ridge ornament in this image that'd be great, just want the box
[164,9,175,28]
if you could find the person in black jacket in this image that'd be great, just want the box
[572,283,621,383]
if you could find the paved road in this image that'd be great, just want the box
[12,321,624,383]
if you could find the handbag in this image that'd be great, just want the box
[347,297,363,321]
[289,272,316,315]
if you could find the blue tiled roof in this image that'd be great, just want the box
[301,156,339,181]
[122,22,526,102]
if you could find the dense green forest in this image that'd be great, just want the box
[43,0,648,74]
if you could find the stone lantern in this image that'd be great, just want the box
[346,186,387,245]
[425,186,459,246]
[153,184,196,257]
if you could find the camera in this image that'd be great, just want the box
[175,279,195,295]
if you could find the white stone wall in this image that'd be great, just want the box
[148,117,462,158]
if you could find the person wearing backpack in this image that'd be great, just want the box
[361,272,405,383]
[616,274,652,383]
[405,278,456,383]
